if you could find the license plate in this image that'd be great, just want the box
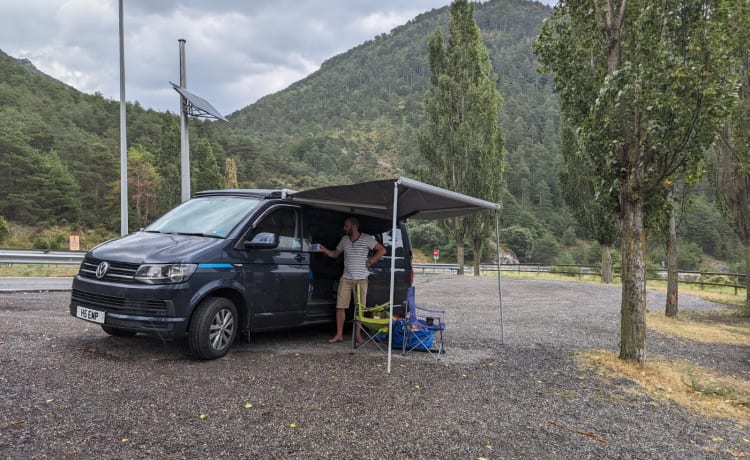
[76,306,105,324]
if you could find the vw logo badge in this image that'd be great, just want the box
[95,261,109,279]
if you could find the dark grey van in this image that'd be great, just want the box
[69,189,413,359]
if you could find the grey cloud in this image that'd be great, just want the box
[0,0,554,114]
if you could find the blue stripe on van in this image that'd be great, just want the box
[197,263,235,269]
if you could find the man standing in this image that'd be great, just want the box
[319,216,386,344]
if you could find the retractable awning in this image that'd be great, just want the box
[289,177,504,373]
[288,177,500,220]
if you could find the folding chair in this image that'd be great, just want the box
[402,286,446,360]
[351,284,391,353]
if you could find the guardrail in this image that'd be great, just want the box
[413,262,746,294]
[0,249,85,265]
[2,251,745,294]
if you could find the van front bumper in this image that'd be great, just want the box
[69,276,192,338]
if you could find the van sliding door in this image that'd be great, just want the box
[241,206,308,330]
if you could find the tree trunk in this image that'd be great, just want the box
[456,241,465,276]
[619,196,646,365]
[472,239,483,276]
[745,243,750,315]
[665,199,679,317]
[601,244,613,284]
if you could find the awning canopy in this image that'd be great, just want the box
[287,177,501,221]
[290,176,503,374]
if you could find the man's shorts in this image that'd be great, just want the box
[336,277,368,309]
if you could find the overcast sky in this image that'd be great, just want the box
[0,0,554,117]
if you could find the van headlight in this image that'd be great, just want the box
[134,264,197,284]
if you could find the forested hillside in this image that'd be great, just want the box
[0,0,742,270]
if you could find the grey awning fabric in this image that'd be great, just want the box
[287,177,500,221]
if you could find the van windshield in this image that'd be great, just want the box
[145,196,262,238]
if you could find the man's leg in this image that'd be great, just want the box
[330,277,353,343]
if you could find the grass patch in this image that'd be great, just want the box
[578,350,750,427]
[646,280,747,308]
[0,264,78,277]
[489,269,748,309]
[647,310,750,346]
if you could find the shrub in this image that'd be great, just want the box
[499,226,534,262]
[0,215,9,244]
[562,227,577,246]
[532,232,559,264]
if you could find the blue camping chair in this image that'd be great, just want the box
[402,286,446,359]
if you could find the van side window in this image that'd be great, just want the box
[252,208,302,250]
[379,228,404,258]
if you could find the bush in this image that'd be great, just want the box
[550,263,580,276]
[562,227,577,246]
[531,232,559,264]
[0,215,9,244]
[678,242,703,271]
[554,252,576,266]
[499,226,534,262]
[32,232,68,250]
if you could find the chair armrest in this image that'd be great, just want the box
[416,305,445,314]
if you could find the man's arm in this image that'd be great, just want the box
[366,243,387,268]
[319,245,342,259]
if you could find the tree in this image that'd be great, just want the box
[536,0,735,364]
[709,0,750,314]
[128,146,161,229]
[558,121,619,283]
[191,138,222,193]
[224,157,239,189]
[417,0,505,275]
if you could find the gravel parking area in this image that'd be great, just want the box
[0,275,748,459]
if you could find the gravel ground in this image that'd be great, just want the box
[0,275,748,459]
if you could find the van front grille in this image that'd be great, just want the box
[79,257,140,283]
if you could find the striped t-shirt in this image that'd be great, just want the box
[336,233,377,280]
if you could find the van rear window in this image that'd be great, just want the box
[145,196,262,238]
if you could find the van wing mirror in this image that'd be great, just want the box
[244,232,279,250]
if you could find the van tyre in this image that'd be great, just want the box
[101,325,137,337]
[188,297,237,359]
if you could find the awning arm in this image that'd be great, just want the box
[397,177,501,211]
[495,208,505,344]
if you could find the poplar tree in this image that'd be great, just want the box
[535,0,735,364]
[191,138,223,194]
[709,0,750,315]
[418,0,505,275]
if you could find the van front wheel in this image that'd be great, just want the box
[188,297,238,359]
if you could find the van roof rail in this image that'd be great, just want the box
[193,189,287,199]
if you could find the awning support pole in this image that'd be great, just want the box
[386,181,399,374]
[495,209,505,344]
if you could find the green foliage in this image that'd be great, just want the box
[0,215,9,243]
[532,232,560,264]
[408,221,447,252]
[417,0,506,273]
[191,138,223,193]
[561,227,576,246]
[31,231,68,250]
[0,0,743,276]
[678,243,703,271]
[499,225,534,262]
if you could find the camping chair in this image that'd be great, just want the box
[351,284,391,353]
[402,286,446,360]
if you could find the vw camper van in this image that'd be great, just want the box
[69,189,413,359]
